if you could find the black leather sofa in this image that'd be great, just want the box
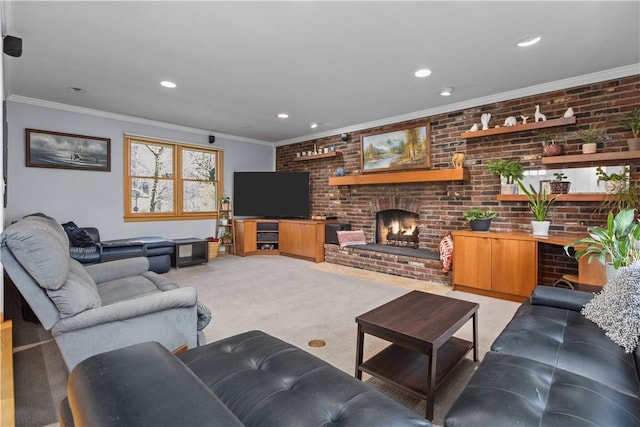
[59,330,431,427]
[63,223,175,274]
[445,286,640,426]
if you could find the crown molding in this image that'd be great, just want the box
[6,94,273,147]
[275,64,640,146]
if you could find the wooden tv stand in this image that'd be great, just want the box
[234,219,332,263]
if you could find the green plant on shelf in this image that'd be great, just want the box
[462,207,497,221]
[553,172,567,181]
[517,179,557,221]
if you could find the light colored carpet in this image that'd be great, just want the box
[10,255,519,426]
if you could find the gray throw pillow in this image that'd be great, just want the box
[581,261,640,353]
[47,259,102,317]
[3,216,70,290]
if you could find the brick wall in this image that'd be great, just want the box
[277,75,640,284]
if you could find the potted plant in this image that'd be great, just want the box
[220,194,231,211]
[463,207,497,232]
[487,159,524,194]
[517,180,557,236]
[576,126,604,154]
[616,107,640,151]
[565,208,640,280]
[221,232,233,244]
[549,172,571,194]
[596,166,629,194]
[540,132,563,157]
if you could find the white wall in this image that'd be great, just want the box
[5,100,274,239]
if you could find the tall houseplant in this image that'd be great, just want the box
[517,180,557,236]
[487,159,524,194]
[565,209,640,279]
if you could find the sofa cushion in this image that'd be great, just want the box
[61,221,96,248]
[47,259,101,317]
[581,261,640,353]
[445,352,640,427]
[3,215,70,290]
[492,303,640,396]
[178,330,430,427]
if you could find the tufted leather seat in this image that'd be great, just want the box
[60,330,431,427]
[445,286,640,426]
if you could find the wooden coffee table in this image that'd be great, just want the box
[355,291,478,420]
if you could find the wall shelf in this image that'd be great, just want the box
[328,168,468,186]
[497,193,612,202]
[461,116,576,139]
[540,150,640,165]
[293,151,343,161]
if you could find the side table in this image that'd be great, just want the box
[172,238,208,268]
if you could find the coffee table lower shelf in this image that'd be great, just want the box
[359,337,472,398]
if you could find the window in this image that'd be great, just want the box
[124,135,223,221]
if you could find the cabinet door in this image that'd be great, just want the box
[280,222,317,259]
[491,239,537,297]
[237,220,257,255]
[453,235,492,290]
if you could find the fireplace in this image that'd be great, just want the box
[376,209,419,248]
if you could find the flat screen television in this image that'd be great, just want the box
[233,171,310,218]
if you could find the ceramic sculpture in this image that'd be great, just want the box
[469,123,478,132]
[534,105,547,122]
[563,107,574,118]
[521,115,530,124]
[504,116,517,127]
[451,153,465,169]
[481,113,491,130]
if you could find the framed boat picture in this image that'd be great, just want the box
[361,121,431,173]
[26,129,111,172]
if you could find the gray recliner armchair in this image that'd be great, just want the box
[1,214,209,370]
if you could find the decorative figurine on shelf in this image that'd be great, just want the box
[469,123,479,132]
[334,167,345,177]
[451,153,465,169]
[481,113,491,130]
[504,116,517,127]
[563,107,575,118]
[521,115,530,124]
[534,105,547,122]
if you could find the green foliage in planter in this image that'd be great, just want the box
[565,208,640,269]
[517,180,557,221]
[463,207,497,221]
[596,166,630,183]
[487,159,524,184]
[553,172,567,181]
[616,107,640,139]
[576,126,605,144]
[539,132,561,146]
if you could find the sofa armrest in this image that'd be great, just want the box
[530,285,595,312]
[84,257,150,283]
[63,342,244,427]
[51,287,197,334]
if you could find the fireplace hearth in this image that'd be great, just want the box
[376,209,419,248]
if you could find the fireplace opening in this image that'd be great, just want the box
[376,209,419,248]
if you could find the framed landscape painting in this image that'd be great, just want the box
[26,129,111,172]
[361,122,431,173]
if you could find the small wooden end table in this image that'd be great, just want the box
[355,291,478,421]
[172,238,209,268]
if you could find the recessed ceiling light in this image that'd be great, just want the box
[309,123,318,129]
[517,35,541,47]
[440,87,453,96]
[68,87,86,93]
[414,68,432,78]
[278,113,289,119]
[160,80,177,88]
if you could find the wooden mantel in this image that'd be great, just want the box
[328,168,469,186]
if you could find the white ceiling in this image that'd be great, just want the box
[3,1,639,145]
